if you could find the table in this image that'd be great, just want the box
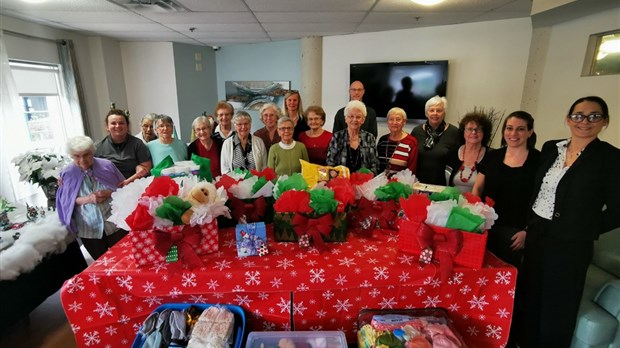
[1,241,86,328]
[61,225,516,347]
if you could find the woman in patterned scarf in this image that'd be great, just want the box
[410,95,461,185]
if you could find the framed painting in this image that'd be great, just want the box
[225,80,290,111]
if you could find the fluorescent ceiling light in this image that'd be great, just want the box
[22,0,48,3]
[411,0,445,5]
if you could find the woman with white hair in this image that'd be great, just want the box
[188,115,221,178]
[326,100,379,174]
[56,135,126,260]
[221,111,267,174]
[253,102,282,150]
[135,113,158,144]
[377,107,418,177]
[410,95,460,185]
[268,117,309,176]
[146,115,188,167]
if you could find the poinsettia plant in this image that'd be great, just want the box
[11,150,69,187]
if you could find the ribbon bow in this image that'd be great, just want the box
[352,198,399,236]
[415,222,463,282]
[153,226,204,270]
[292,214,334,253]
[229,196,267,222]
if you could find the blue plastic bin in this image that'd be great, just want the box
[132,303,246,348]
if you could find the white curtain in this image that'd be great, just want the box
[0,33,36,203]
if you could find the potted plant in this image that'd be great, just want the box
[11,150,70,209]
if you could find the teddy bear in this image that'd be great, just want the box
[181,182,218,225]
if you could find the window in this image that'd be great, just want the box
[10,61,68,149]
[582,29,620,76]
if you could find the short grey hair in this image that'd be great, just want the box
[344,100,367,118]
[387,107,407,122]
[154,115,174,136]
[141,113,158,124]
[192,115,214,131]
[425,95,448,114]
[67,135,95,154]
[259,103,282,119]
[277,117,294,128]
[232,111,252,125]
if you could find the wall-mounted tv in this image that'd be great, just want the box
[350,60,448,121]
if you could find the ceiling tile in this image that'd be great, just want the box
[245,0,376,12]
[255,12,366,23]
[175,0,248,12]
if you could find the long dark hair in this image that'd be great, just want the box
[500,111,536,149]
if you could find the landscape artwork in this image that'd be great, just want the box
[225,80,290,111]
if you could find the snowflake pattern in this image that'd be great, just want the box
[60,224,516,348]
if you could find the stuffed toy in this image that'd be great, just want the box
[181,182,218,225]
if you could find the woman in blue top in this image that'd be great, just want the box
[146,115,187,166]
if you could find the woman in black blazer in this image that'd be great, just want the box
[520,96,620,347]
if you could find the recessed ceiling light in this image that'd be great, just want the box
[411,0,445,5]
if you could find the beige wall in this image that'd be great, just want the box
[119,42,180,138]
[524,6,620,147]
[322,18,533,147]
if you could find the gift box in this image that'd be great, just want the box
[398,220,487,269]
[235,222,267,257]
[227,196,274,224]
[273,212,348,243]
[348,198,401,237]
[130,221,219,268]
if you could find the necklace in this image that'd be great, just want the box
[459,145,482,183]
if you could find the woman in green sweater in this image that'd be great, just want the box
[268,117,309,176]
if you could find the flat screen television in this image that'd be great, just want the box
[350,60,448,121]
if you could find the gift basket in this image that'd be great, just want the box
[357,308,467,348]
[348,169,416,237]
[132,303,246,348]
[272,174,353,251]
[108,176,231,269]
[398,188,497,277]
[216,168,276,226]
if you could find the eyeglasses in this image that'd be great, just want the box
[278,126,293,132]
[465,127,482,134]
[346,115,364,121]
[568,113,606,123]
[349,88,364,92]
[141,124,153,129]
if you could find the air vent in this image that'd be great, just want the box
[127,0,186,12]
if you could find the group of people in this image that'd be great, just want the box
[54,83,619,347]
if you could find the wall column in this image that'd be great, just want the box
[300,36,322,107]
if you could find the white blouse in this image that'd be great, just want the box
[532,140,570,220]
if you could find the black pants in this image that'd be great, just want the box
[519,215,593,348]
[81,229,128,260]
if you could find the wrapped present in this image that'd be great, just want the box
[348,170,415,237]
[273,211,348,242]
[235,222,267,257]
[273,178,354,250]
[217,169,275,225]
[130,221,219,269]
[348,198,400,237]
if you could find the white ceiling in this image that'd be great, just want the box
[0,0,533,47]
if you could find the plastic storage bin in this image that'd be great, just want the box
[246,331,347,348]
[357,308,467,348]
[132,303,246,348]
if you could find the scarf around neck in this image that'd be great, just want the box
[424,121,446,150]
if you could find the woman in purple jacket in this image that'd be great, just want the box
[56,135,125,260]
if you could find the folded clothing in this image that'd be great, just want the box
[187,306,235,348]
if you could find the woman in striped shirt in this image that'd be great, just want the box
[376,107,418,177]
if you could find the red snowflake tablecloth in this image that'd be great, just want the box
[60,225,516,347]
